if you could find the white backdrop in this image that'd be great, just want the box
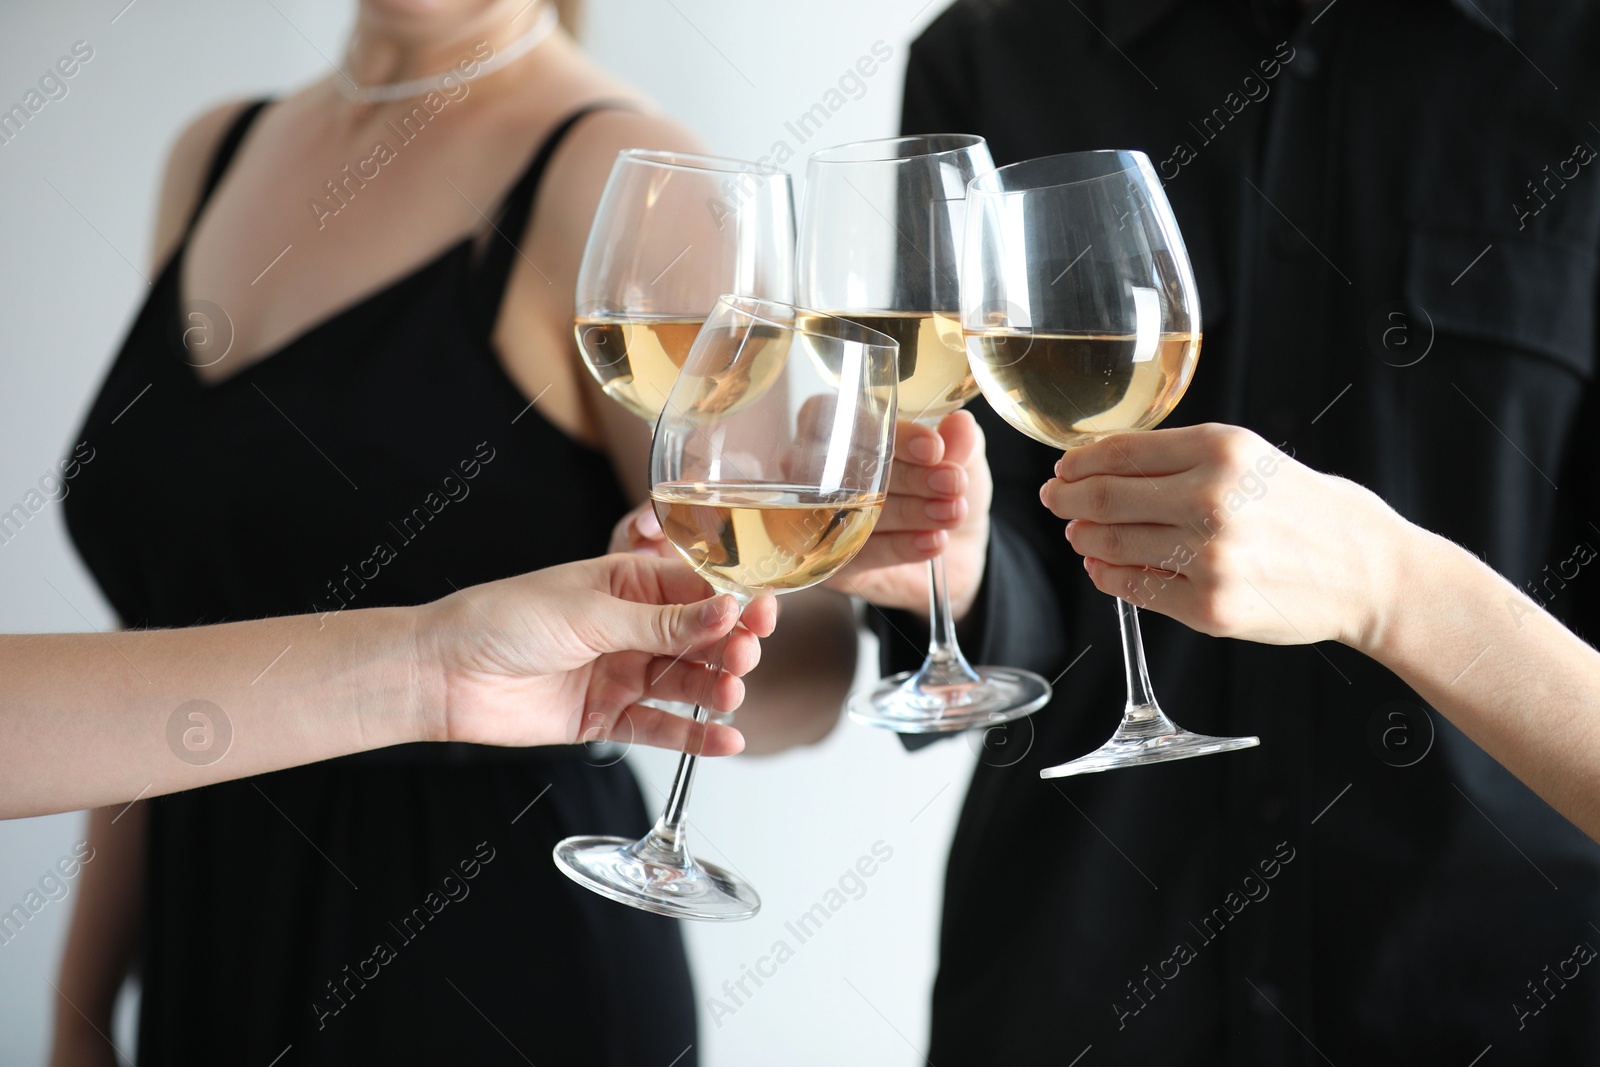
[0,1,977,1064]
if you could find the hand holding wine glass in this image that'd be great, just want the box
[823,409,991,621]
[553,296,897,920]
[963,149,1259,776]
[1043,422,1396,648]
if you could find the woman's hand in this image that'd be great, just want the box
[420,554,777,755]
[1041,423,1406,650]
[825,410,992,619]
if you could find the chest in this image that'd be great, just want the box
[181,100,542,382]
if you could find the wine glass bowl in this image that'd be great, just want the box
[574,150,794,423]
[962,149,1258,776]
[799,133,1053,734]
[554,296,898,920]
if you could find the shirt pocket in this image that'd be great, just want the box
[1404,226,1597,380]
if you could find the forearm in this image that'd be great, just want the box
[1,607,428,819]
[1361,524,1600,838]
[738,589,855,755]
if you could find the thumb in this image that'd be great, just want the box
[601,593,741,657]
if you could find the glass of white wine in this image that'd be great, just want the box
[553,295,898,919]
[574,149,794,423]
[962,150,1259,776]
[800,134,1052,734]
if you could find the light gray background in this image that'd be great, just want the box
[0,1,981,1064]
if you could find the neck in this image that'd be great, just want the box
[343,0,543,88]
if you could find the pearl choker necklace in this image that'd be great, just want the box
[337,3,558,105]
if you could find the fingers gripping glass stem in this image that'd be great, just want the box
[554,595,761,920]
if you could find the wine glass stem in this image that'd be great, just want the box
[642,595,749,861]
[919,555,982,686]
[1115,597,1171,728]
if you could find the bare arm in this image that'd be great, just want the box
[3,556,771,820]
[1043,423,1600,841]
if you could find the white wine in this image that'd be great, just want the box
[575,316,790,423]
[834,312,977,424]
[966,330,1199,448]
[652,482,885,596]
[575,316,702,422]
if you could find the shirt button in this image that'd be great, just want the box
[1291,47,1320,79]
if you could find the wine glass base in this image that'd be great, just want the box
[552,835,760,922]
[1039,728,1259,778]
[848,666,1052,734]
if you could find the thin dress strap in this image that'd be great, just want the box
[187,99,272,234]
[473,100,635,336]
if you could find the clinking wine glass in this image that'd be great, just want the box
[961,149,1259,776]
[574,149,794,423]
[553,295,898,919]
[573,148,793,724]
[799,134,1051,734]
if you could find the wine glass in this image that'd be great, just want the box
[574,149,794,423]
[573,149,792,726]
[961,150,1259,776]
[799,134,1052,734]
[554,295,898,919]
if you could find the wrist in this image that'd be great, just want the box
[405,601,452,745]
[1348,502,1446,663]
[325,604,449,750]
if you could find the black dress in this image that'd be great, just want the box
[63,100,697,1066]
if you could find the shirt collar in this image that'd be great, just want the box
[1096,0,1514,47]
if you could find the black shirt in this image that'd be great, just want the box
[889,1,1600,1063]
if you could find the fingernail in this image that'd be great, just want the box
[1064,519,1079,540]
[699,596,730,627]
[637,510,661,536]
[914,530,944,553]
[925,498,960,522]
[928,468,961,495]
[909,435,939,463]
